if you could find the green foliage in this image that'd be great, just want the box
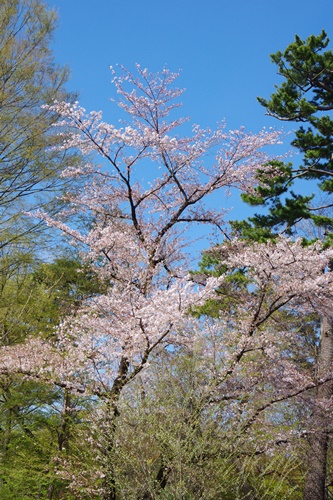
[258,31,333,123]
[234,191,314,240]
[241,161,294,205]
[107,350,304,499]
[193,247,252,317]
[0,380,60,498]
[0,5,98,492]
[32,257,107,330]
[0,253,105,498]
[0,249,104,346]
[0,0,78,250]
[0,376,92,499]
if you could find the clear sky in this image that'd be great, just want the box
[49,0,333,129]
[47,0,333,250]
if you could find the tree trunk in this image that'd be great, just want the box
[303,314,333,500]
[102,405,118,500]
[102,355,130,500]
[57,389,71,453]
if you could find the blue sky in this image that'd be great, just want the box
[48,0,333,250]
[50,0,333,130]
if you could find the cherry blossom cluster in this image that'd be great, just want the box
[5,68,332,408]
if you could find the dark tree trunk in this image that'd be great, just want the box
[58,390,71,452]
[102,355,130,500]
[102,407,119,500]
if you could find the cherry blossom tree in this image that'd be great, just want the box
[0,65,325,498]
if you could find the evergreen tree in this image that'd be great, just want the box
[233,30,333,242]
